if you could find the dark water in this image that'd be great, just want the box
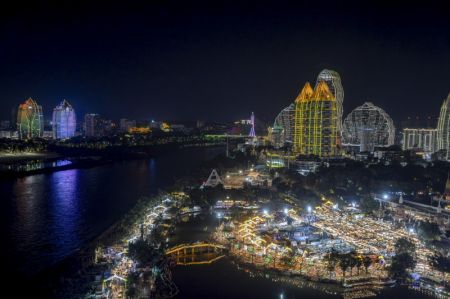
[0,147,224,278]
[170,213,434,299]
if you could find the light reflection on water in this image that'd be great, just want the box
[0,147,224,278]
[50,169,80,257]
[0,159,72,172]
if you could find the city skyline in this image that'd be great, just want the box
[0,1,449,123]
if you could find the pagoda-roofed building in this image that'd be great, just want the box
[293,81,339,157]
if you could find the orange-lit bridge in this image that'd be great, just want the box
[165,243,227,266]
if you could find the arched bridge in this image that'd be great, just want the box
[165,243,227,266]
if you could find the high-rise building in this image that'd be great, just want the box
[52,99,76,139]
[342,102,395,152]
[271,103,295,148]
[316,69,344,137]
[119,118,136,133]
[294,81,338,157]
[17,98,44,139]
[84,113,103,137]
[437,93,450,160]
[402,128,437,154]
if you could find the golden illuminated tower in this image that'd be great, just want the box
[294,81,338,157]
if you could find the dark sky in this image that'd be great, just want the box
[0,0,449,125]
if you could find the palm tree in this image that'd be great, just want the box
[363,256,373,275]
[339,255,351,280]
[348,252,359,276]
[324,249,339,280]
[356,255,363,275]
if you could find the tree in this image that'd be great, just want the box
[324,249,339,279]
[389,237,417,281]
[128,239,155,266]
[348,251,359,276]
[355,255,363,275]
[363,256,372,274]
[360,195,379,214]
[429,253,450,286]
[339,254,352,280]
[417,221,441,242]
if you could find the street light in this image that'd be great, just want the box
[383,194,389,200]
[263,209,269,216]
[284,208,288,215]
[307,206,312,214]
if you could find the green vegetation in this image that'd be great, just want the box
[417,221,442,242]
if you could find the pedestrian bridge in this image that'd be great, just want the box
[165,243,227,265]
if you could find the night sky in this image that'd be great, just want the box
[0,1,449,125]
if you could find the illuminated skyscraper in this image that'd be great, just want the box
[315,69,344,137]
[437,93,450,160]
[52,99,76,139]
[294,81,338,157]
[17,98,44,139]
[342,102,395,152]
[271,103,295,147]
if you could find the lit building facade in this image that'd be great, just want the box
[315,69,344,137]
[52,99,76,139]
[270,103,295,148]
[402,128,437,154]
[342,102,395,152]
[437,93,450,160]
[294,81,338,157]
[119,118,136,133]
[17,98,44,139]
[84,113,103,137]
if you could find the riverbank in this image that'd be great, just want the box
[3,146,225,298]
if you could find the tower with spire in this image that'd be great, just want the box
[249,112,256,137]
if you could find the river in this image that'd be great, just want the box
[0,146,224,280]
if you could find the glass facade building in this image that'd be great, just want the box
[271,103,295,148]
[17,98,44,139]
[84,113,104,137]
[52,99,76,139]
[342,102,395,152]
[315,69,344,137]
